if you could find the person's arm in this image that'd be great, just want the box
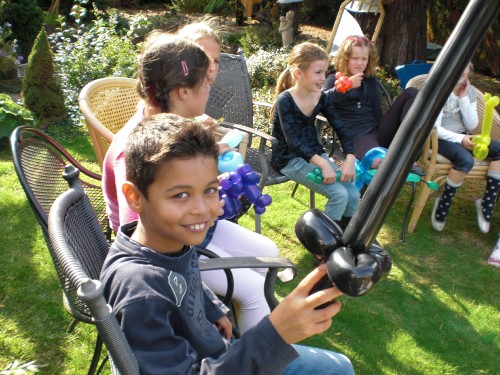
[459,87,478,131]
[435,112,465,143]
[119,299,297,375]
[372,78,383,122]
[202,282,232,339]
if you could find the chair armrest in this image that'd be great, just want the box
[198,256,296,310]
[220,120,277,145]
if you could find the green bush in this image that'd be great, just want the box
[22,27,65,127]
[0,0,44,58]
[204,0,233,16]
[238,24,282,56]
[0,93,36,138]
[171,0,206,13]
[246,47,290,89]
[50,5,140,126]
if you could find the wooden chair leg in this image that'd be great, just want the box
[407,184,434,233]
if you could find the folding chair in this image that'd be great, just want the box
[48,166,295,373]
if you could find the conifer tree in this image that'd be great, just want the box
[22,27,65,127]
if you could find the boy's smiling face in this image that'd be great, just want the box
[129,155,220,254]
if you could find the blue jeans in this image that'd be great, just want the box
[280,154,360,221]
[282,344,355,375]
[438,138,500,173]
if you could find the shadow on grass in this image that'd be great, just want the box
[248,181,499,374]
[0,147,99,373]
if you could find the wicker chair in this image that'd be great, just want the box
[79,77,140,169]
[48,168,295,374]
[406,74,500,233]
[9,126,111,375]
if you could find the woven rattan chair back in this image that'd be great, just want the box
[79,77,139,169]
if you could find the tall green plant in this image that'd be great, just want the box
[22,27,65,127]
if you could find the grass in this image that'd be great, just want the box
[1,127,499,375]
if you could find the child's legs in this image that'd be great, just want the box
[201,221,279,333]
[353,130,380,160]
[200,244,270,334]
[438,139,474,182]
[282,344,355,375]
[281,155,360,221]
[378,87,418,147]
[487,140,500,172]
[210,219,279,261]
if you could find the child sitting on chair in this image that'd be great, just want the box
[100,113,354,375]
[431,62,500,234]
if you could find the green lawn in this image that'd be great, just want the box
[0,128,499,374]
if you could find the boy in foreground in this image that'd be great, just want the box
[100,113,354,374]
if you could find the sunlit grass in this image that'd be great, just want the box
[1,128,499,374]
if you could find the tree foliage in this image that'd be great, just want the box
[0,0,44,58]
[22,27,65,126]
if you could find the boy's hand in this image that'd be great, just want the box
[214,315,232,340]
[269,264,343,344]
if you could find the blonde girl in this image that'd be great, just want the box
[324,35,421,173]
[271,42,359,228]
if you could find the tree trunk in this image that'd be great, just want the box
[377,0,427,74]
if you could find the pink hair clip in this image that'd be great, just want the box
[181,61,189,76]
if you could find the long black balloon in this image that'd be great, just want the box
[343,0,500,252]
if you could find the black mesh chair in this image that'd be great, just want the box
[48,168,138,375]
[10,126,110,375]
[48,167,295,374]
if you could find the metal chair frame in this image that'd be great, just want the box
[10,126,111,375]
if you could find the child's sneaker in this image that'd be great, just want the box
[488,244,500,268]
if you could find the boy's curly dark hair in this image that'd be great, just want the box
[125,113,219,198]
